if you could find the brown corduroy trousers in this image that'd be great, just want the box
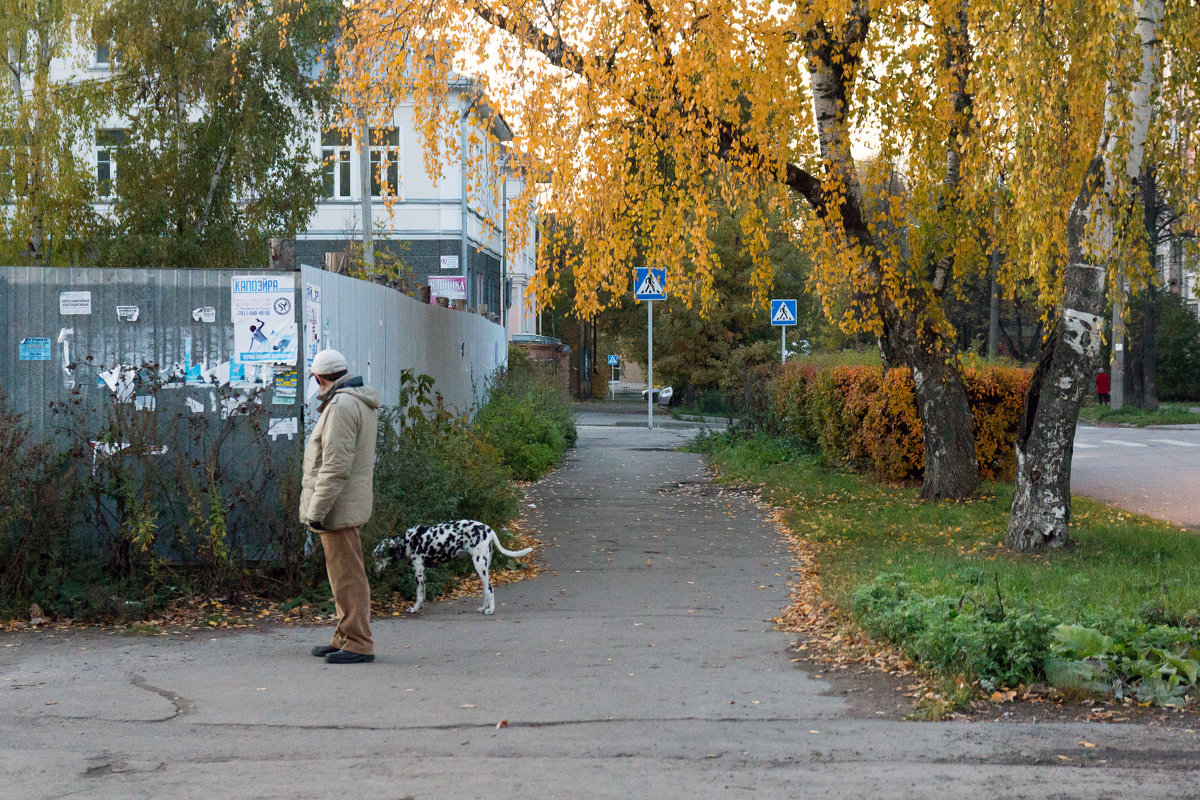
[320,526,374,656]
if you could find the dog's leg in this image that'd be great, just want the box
[473,550,494,614]
[409,558,426,614]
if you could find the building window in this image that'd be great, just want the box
[321,128,351,199]
[369,126,399,198]
[93,37,121,68]
[95,128,126,198]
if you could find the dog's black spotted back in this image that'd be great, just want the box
[404,520,491,567]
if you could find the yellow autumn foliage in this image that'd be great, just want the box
[302,0,1199,331]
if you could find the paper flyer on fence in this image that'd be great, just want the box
[231,274,298,366]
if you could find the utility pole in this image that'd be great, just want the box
[1111,278,1125,410]
[359,114,374,269]
[647,298,654,429]
[500,153,509,330]
[987,176,1003,359]
[987,246,1000,359]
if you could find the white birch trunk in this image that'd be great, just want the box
[1006,0,1164,550]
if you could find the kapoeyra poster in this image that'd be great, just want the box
[231,274,298,365]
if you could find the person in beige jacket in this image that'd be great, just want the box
[299,348,380,664]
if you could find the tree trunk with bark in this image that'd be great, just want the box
[1006,0,1163,551]
[881,313,979,500]
[1005,225,1103,550]
[1135,164,1163,410]
[801,2,980,501]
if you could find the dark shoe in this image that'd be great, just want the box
[311,645,339,658]
[325,649,375,664]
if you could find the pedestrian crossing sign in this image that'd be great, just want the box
[607,354,618,366]
[634,268,666,300]
[770,299,798,326]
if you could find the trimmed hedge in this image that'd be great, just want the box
[765,362,1031,483]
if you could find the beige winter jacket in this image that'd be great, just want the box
[299,375,380,531]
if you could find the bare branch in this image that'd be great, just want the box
[468,1,608,76]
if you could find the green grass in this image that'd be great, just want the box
[1079,401,1200,426]
[698,432,1200,629]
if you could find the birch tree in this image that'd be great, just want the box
[0,0,102,265]
[333,0,1021,501]
[1002,0,1176,550]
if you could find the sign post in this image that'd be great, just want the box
[634,268,666,428]
[770,299,798,363]
[607,354,619,399]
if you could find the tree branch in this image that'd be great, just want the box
[928,0,973,297]
[633,0,673,68]
[468,1,607,77]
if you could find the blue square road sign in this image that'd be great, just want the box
[634,268,667,300]
[770,299,798,326]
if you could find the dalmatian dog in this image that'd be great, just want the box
[372,520,533,615]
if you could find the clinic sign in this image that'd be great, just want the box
[429,275,468,302]
[231,274,298,365]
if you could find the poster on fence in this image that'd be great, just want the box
[304,281,322,373]
[231,274,297,365]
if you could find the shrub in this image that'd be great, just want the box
[370,371,521,538]
[861,367,924,483]
[3,358,548,622]
[3,381,303,620]
[1154,293,1200,402]
[366,369,524,605]
[964,364,1032,480]
[0,393,83,619]
[719,341,780,430]
[753,359,1030,485]
[770,363,820,449]
[475,346,577,481]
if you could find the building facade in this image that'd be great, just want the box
[44,45,542,340]
[1159,237,1200,317]
[300,78,540,338]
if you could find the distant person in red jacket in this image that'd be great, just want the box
[1096,371,1111,405]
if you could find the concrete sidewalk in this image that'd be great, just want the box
[1,408,1198,799]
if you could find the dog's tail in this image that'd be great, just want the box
[489,527,533,558]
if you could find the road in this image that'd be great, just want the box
[1071,423,1200,530]
[1,404,1198,799]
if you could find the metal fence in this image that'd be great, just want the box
[0,264,508,554]
[0,265,507,438]
[299,265,508,420]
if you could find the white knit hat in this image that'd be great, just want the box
[310,348,348,376]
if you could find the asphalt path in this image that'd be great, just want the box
[2,404,1198,799]
[1071,423,1200,530]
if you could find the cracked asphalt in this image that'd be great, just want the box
[2,404,1198,799]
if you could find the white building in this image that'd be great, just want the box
[301,77,540,338]
[1159,237,1200,317]
[46,44,542,339]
